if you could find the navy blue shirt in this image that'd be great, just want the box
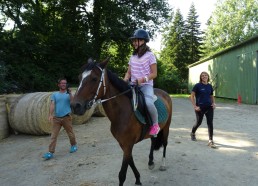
[192,83,213,107]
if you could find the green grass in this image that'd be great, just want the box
[170,94,190,98]
[170,94,237,104]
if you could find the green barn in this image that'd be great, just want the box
[188,35,258,104]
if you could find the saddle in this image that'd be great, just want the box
[131,85,168,141]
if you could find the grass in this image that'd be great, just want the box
[170,94,190,98]
[170,94,237,104]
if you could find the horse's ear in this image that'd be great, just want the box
[99,57,110,68]
[87,58,94,64]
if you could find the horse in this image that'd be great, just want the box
[71,58,172,186]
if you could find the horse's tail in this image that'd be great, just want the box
[153,129,164,150]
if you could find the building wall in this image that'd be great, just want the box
[188,36,258,104]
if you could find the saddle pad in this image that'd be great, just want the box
[134,96,168,124]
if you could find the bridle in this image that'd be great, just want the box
[86,64,132,109]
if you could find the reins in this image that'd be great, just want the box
[87,65,132,108]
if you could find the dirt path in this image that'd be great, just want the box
[0,98,258,186]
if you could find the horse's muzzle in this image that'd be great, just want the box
[71,101,91,115]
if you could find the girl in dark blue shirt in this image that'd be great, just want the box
[190,72,216,148]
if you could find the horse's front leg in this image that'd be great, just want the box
[128,155,142,185]
[119,156,129,186]
[119,146,141,185]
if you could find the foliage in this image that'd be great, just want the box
[0,0,171,93]
[185,3,203,63]
[202,0,258,56]
[159,4,202,93]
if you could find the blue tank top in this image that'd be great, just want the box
[51,92,71,117]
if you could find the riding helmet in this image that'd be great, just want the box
[130,29,150,42]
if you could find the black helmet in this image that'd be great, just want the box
[130,29,150,42]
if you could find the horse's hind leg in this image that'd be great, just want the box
[148,138,155,170]
[160,124,169,171]
[159,142,167,171]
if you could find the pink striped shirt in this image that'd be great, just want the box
[129,51,157,86]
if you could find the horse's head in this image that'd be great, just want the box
[71,58,109,115]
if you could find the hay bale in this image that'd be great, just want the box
[0,96,9,140]
[8,92,95,135]
[8,92,52,135]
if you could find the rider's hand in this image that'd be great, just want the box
[137,77,144,85]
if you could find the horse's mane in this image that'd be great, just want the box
[107,69,132,99]
[107,70,132,99]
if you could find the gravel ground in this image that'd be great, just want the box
[0,97,258,186]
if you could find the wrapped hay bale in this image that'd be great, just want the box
[8,92,52,135]
[93,103,106,117]
[0,96,9,140]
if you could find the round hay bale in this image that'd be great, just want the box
[0,96,9,140]
[93,103,106,117]
[8,92,95,135]
[8,92,52,135]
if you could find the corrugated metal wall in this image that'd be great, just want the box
[188,35,258,104]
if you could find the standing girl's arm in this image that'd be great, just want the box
[211,95,216,109]
[190,91,200,111]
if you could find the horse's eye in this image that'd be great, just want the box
[92,77,98,81]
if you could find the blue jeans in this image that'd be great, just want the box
[139,85,158,125]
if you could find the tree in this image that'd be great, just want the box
[202,0,258,56]
[159,9,187,93]
[185,3,203,64]
[0,0,171,93]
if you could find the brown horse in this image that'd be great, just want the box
[71,58,172,186]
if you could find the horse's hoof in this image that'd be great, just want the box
[135,181,142,185]
[148,163,155,170]
[159,165,166,171]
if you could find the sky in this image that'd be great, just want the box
[149,0,217,51]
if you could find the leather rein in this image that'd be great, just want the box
[87,65,132,109]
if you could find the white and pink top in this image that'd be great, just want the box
[129,51,156,86]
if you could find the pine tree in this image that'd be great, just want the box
[185,3,203,64]
[159,9,187,92]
